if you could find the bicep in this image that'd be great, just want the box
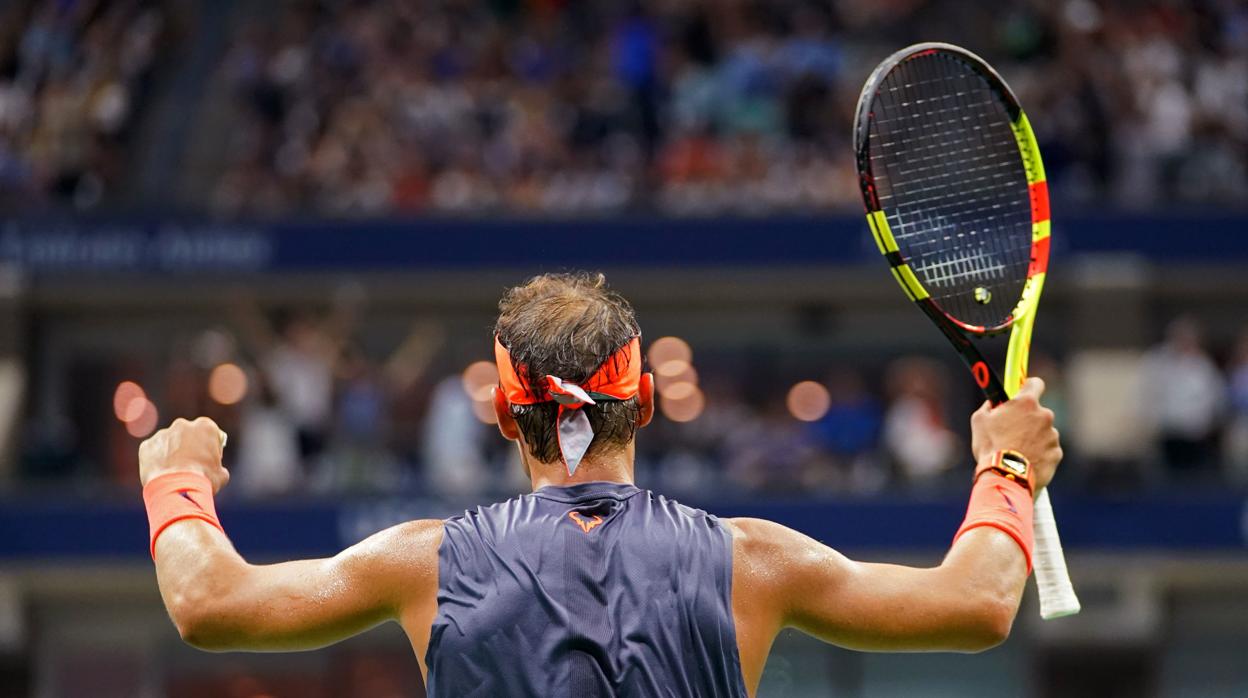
[735,519,1022,653]
[161,519,442,651]
[218,539,403,650]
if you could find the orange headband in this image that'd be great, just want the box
[495,336,642,474]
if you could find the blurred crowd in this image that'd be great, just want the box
[16,290,1248,499]
[0,0,176,210]
[4,0,1248,216]
[210,0,853,216]
[209,0,1248,216]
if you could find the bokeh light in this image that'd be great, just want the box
[208,363,248,405]
[655,358,691,377]
[786,380,831,422]
[461,361,499,402]
[472,396,499,424]
[661,380,698,401]
[656,364,698,394]
[647,337,692,377]
[113,381,146,422]
[125,399,159,438]
[660,386,705,423]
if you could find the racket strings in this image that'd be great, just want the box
[867,53,1032,329]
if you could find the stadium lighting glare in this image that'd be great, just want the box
[122,397,148,423]
[660,386,705,423]
[787,381,831,422]
[113,381,146,422]
[655,358,691,377]
[462,361,499,402]
[647,337,692,373]
[208,363,249,405]
[656,365,698,394]
[661,380,697,401]
[125,399,159,438]
[472,396,499,424]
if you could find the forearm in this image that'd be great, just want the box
[790,527,1025,653]
[140,420,429,653]
[153,520,263,649]
[936,526,1029,643]
[774,469,1034,653]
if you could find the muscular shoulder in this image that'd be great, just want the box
[338,519,445,607]
[350,519,444,559]
[724,517,817,563]
[399,519,446,557]
[724,518,852,608]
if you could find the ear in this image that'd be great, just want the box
[493,386,520,441]
[636,372,655,428]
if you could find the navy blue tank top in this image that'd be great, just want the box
[426,481,747,697]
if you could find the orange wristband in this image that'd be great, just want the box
[953,471,1034,574]
[143,471,223,559]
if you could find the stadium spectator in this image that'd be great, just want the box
[809,369,885,493]
[882,357,960,488]
[313,345,402,494]
[1225,331,1248,485]
[421,374,490,496]
[3,0,1247,215]
[198,0,1248,217]
[232,293,359,468]
[1140,317,1227,474]
[0,0,173,210]
[234,371,302,497]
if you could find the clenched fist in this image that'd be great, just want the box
[970,377,1063,492]
[139,417,230,492]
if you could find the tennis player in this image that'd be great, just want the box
[141,272,1062,697]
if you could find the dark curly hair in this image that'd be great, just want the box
[494,272,642,464]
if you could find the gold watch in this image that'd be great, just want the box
[974,449,1034,493]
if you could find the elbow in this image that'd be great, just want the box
[971,607,1015,652]
[175,616,212,650]
[175,616,219,651]
[959,595,1017,653]
[168,593,232,651]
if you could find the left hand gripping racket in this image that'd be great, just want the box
[853,43,1080,619]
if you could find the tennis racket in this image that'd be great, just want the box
[853,43,1080,619]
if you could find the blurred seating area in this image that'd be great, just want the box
[0,0,179,211]
[14,284,1248,500]
[3,0,1248,215]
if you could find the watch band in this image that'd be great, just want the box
[974,449,1034,493]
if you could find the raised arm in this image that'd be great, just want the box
[139,419,442,658]
[731,378,1061,674]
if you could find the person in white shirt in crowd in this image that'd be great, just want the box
[235,372,301,497]
[233,287,360,473]
[883,358,960,488]
[1140,317,1227,474]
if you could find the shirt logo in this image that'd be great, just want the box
[568,511,604,534]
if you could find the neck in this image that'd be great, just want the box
[527,444,636,490]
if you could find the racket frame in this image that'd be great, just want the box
[854,43,1079,619]
[854,42,1050,402]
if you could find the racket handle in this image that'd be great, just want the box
[1032,488,1080,618]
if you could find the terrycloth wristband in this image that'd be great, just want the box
[953,470,1035,574]
[143,471,223,559]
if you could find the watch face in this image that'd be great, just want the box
[999,452,1028,478]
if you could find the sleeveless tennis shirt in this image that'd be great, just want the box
[426,481,748,697]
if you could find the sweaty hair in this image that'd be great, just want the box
[495,272,642,464]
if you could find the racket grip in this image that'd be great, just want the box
[1032,488,1080,619]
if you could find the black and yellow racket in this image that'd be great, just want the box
[854,43,1080,618]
